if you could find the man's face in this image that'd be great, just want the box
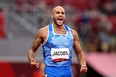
[52,7,65,26]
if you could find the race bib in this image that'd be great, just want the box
[51,48,69,62]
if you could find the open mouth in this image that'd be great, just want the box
[57,18,63,21]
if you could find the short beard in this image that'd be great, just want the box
[53,18,64,26]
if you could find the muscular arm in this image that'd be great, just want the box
[28,29,43,62]
[71,29,86,66]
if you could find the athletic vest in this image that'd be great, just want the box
[42,24,73,67]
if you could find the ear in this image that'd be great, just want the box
[51,14,53,19]
[64,16,66,19]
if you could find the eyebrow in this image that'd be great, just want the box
[56,11,65,14]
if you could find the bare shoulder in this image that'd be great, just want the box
[68,27,79,42]
[69,27,78,37]
[36,26,48,38]
[37,26,48,33]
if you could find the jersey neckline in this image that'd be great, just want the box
[52,24,68,36]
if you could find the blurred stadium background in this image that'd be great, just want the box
[0,0,116,77]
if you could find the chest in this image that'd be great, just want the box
[49,34,72,47]
[53,28,66,35]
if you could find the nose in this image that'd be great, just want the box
[59,13,62,16]
[59,13,63,17]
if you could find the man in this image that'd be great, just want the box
[28,6,87,77]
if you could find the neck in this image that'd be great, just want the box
[52,23,66,35]
[53,23,64,29]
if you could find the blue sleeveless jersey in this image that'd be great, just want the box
[42,24,73,67]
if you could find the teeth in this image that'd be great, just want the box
[58,18,63,19]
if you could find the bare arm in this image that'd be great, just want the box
[71,29,87,73]
[28,29,43,62]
